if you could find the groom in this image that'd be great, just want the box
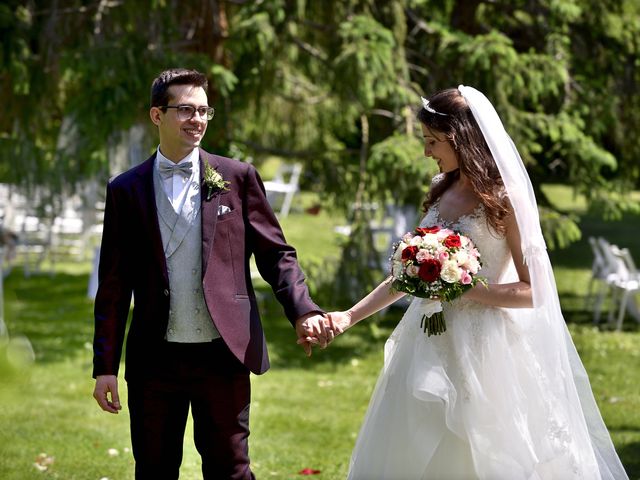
[92,68,327,479]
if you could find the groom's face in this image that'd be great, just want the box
[151,84,209,161]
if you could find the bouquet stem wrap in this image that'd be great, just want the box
[418,299,445,336]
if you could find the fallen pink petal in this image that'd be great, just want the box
[298,468,321,475]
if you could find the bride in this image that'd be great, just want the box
[318,86,628,479]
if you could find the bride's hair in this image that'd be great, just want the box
[418,88,510,235]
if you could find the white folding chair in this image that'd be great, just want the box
[370,204,419,270]
[263,163,302,218]
[606,245,640,330]
[0,246,6,337]
[49,196,86,267]
[590,237,618,324]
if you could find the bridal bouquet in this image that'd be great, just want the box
[390,226,485,336]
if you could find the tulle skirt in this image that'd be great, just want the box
[347,298,601,480]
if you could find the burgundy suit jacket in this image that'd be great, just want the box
[92,149,321,379]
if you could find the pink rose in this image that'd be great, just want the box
[415,249,432,263]
[406,265,420,277]
[436,228,453,240]
[460,271,472,285]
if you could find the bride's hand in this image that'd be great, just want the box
[326,311,353,337]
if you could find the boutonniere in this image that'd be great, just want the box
[203,162,230,201]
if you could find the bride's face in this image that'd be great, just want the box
[421,124,458,173]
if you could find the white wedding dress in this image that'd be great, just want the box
[347,202,607,480]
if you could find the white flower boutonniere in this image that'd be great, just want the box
[203,163,230,201]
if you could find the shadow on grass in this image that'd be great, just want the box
[561,292,640,332]
[3,267,397,371]
[257,288,403,371]
[3,267,400,370]
[3,270,94,364]
[549,211,640,270]
[4,216,638,370]
[616,436,640,479]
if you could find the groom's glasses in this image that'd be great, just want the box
[161,105,215,121]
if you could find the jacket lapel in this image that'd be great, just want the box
[135,153,169,283]
[200,149,222,275]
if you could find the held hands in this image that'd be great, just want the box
[295,313,332,357]
[295,311,353,356]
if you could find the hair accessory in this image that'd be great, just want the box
[421,96,448,116]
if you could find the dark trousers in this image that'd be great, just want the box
[127,340,255,480]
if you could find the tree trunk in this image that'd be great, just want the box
[200,0,229,66]
[450,0,482,35]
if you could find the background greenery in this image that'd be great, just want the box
[1,186,638,479]
[2,0,639,215]
[2,0,638,300]
[1,1,639,478]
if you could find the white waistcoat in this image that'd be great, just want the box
[153,170,219,342]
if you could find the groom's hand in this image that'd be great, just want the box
[93,375,122,414]
[295,313,331,356]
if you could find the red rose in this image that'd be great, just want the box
[418,259,441,282]
[401,245,419,261]
[444,235,461,248]
[415,226,441,235]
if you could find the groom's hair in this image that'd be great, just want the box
[151,69,208,107]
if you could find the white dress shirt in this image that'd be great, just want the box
[155,147,200,214]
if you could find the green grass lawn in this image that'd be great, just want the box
[0,185,639,479]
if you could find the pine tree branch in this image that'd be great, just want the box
[236,140,355,159]
[353,114,370,223]
[370,109,400,120]
[290,36,329,63]
[33,1,123,17]
[239,141,316,158]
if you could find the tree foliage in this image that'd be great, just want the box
[1,0,639,295]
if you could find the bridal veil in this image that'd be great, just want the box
[458,85,628,480]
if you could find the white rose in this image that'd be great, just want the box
[421,233,439,248]
[393,242,407,261]
[453,250,469,266]
[410,236,423,247]
[467,258,480,275]
[440,260,462,283]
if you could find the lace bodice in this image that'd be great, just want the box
[420,201,512,283]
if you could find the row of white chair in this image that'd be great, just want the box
[0,184,104,277]
[586,237,640,330]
